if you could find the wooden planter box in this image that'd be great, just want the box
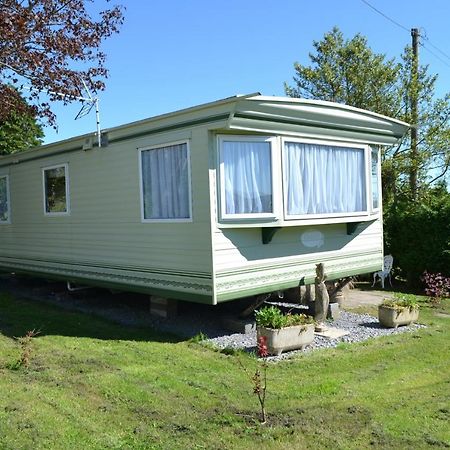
[378,305,419,328]
[257,323,315,356]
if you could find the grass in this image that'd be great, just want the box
[0,291,449,449]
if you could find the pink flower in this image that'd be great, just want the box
[257,335,269,358]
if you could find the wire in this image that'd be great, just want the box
[420,43,450,69]
[420,28,450,62]
[360,0,409,33]
[360,0,450,69]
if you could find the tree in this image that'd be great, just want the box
[285,28,450,285]
[0,0,124,127]
[284,27,401,118]
[285,27,450,202]
[0,91,44,155]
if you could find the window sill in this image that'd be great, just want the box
[217,212,380,229]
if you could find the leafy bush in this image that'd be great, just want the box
[422,271,450,298]
[382,293,420,311]
[255,306,314,329]
[384,187,450,286]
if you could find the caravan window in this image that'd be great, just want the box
[43,164,70,215]
[371,147,380,211]
[139,141,192,222]
[0,175,10,223]
[283,140,368,219]
[218,136,276,220]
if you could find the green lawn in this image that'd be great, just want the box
[0,291,449,450]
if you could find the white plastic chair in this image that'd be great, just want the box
[372,255,393,289]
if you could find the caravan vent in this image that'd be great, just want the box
[82,137,93,151]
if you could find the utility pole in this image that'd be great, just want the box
[410,27,420,200]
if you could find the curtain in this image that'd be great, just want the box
[141,143,190,219]
[0,177,8,221]
[222,141,272,215]
[284,142,366,215]
[371,147,379,209]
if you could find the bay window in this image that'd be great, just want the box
[218,136,275,219]
[218,135,379,225]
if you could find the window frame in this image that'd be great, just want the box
[138,140,193,223]
[0,174,11,224]
[370,146,381,213]
[281,137,371,221]
[42,163,70,217]
[217,135,280,222]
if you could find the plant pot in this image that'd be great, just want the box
[257,323,315,356]
[378,305,419,328]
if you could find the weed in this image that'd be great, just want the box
[8,329,40,370]
[189,331,208,343]
[238,358,268,424]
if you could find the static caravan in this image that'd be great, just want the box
[0,94,409,305]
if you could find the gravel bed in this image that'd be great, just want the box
[207,311,426,360]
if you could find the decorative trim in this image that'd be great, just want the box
[0,257,213,296]
[215,253,382,300]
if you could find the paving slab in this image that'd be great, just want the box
[342,285,393,309]
[315,327,350,340]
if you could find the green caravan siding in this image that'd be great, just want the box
[0,127,215,303]
[212,220,384,303]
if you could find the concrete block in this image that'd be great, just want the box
[222,316,256,334]
[327,302,341,320]
[149,296,178,318]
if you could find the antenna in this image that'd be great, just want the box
[21,80,102,148]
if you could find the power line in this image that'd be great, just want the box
[420,43,450,69]
[360,0,450,68]
[360,0,409,33]
[420,29,450,62]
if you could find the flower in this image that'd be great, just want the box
[257,335,269,358]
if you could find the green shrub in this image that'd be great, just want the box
[255,306,314,329]
[384,187,450,286]
[382,293,420,311]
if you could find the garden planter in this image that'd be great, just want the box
[257,323,315,356]
[378,305,419,328]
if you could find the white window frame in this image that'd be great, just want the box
[138,140,193,223]
[42,163,70,216]
[370,146,381,213]
[217,135,280,222]
[0,174,11,224]
[281,137,371,221]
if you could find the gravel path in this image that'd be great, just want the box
[208,311,425,360]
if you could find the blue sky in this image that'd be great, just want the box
[43,0,450,144]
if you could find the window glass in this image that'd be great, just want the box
[44,165,68,214]
[0,176,9,222]
[371,147,380,210]
[221,140,272,215]
[141,142,191,220]
[284,142,366,216]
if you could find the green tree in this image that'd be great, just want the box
[0,95,43,155]
[285,27,450,203]
[284,27,401,118]
[285,27,450,284]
